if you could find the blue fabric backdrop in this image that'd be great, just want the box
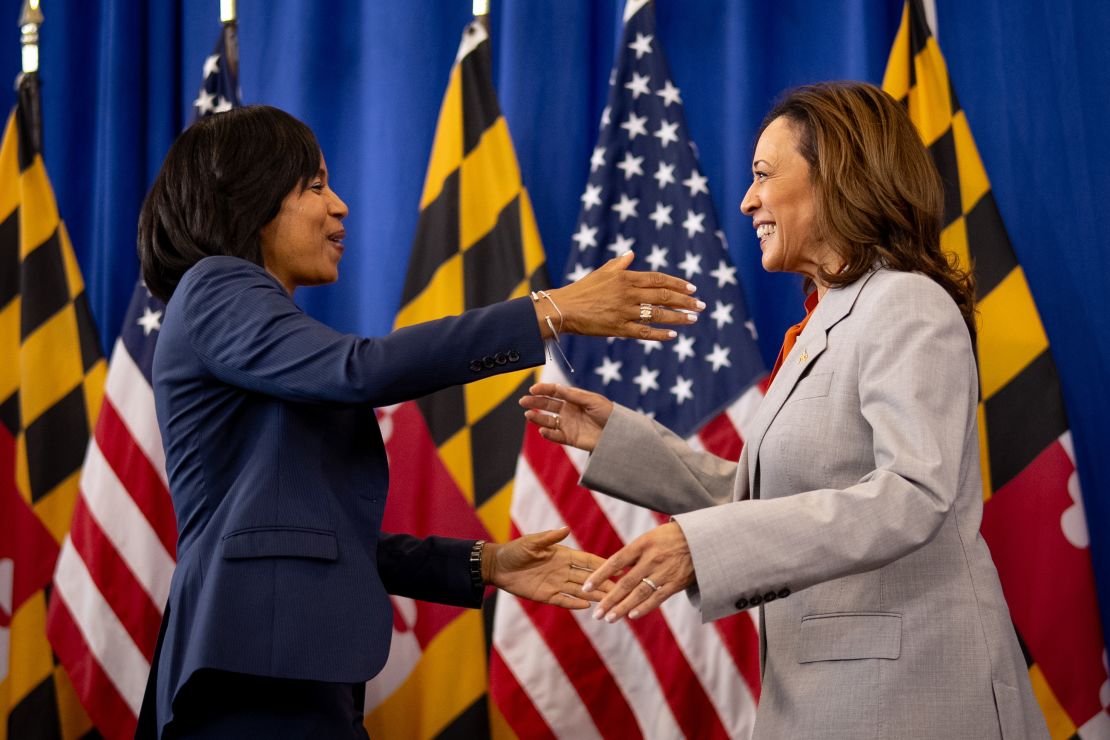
[2,0,1107,640]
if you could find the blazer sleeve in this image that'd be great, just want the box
[175,257,545,407]
[673,274,978,621]
[581,404,742,515]
[376,533,482,608]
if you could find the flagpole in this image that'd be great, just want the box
[17,0,43,154]
[472,0,489,30]
[219,0,239,89]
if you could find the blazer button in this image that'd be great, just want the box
[763,591,777,603]
[483,355,496,369]
[507,350,520,362]
[777,587,791,599]
[749,594,763,606]
[469,360,483,372]
[734,597,749,610]
[494,352,508,365]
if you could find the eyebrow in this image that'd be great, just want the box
[752,159,771,169]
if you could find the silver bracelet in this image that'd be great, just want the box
[530,291,575,373]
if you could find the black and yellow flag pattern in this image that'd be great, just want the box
[884,2,1108,737]
[367,19,547,740]
[395,20,548,534]
[0,83,106,738]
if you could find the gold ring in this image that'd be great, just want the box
[639,303,653,323]
[554,415,561,430]
[641,577,660,591]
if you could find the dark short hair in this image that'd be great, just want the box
[137,105,321,301]
[760,81,976,341]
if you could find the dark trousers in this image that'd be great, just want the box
[164,669,369,739]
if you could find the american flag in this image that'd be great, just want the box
[45,28,240,740]
[490,1,766,737]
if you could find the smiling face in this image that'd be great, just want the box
[740,117,835,282]
[259,155,349,294]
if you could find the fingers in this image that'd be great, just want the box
[632,289,705,316]
[527,382,559,397]
[527,382,599,407]
[627,323,683,343]
[519,395,562,414]
[522,410,564,443]
[525,526,570,548]
[549,592,593,610]
[574,552,608,572]
[595,251,635,273]
[583,550,626,593]
[597,568,675,622]
[645,306,701,326]
[627,269,700,299]
[539,554,615,609]
[563,557,613,603]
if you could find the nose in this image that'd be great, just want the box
[328,188,349,220]
[740,182,759,216]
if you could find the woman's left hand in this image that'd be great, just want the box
[583,522,695,623]
[485,527,613,609]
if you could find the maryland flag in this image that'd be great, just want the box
[363,19,548,739]
[884,2,1109,737]
[0,79,106,738]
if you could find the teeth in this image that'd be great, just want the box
[756,223,776,239]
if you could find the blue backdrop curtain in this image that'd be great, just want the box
[2,0,1108,640]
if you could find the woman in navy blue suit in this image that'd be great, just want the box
[134,105,703,738]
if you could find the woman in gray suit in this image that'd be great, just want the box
[520,82,1048,739]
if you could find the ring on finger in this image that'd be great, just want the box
[553,415,561,431]
[639,303,653,323]
[641,576,660,591]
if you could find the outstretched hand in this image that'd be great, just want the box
[583,522,696,623]
[486,527,613,609]
[535,252,704,343]
[520,382,614,452]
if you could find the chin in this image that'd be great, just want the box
[760,252,783,273]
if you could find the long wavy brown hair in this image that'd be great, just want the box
[760,81,977,341]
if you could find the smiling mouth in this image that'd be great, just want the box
[755,223,776,241]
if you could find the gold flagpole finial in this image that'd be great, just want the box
[19,0,43,75]
[472,0,489,17]
[220,0,237,24]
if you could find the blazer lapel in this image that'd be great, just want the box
[744,270,881,496]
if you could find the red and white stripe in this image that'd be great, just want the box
[491,365,764,739]
[47,337,176,740]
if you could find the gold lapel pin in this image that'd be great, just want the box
[797,348,809,365]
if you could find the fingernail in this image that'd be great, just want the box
[629,610,640,619]
[593,607,605,620]
[623,250,634,257]
[582,581,594,593]
[686,282,697,292]
[605,612,618,624]
[695,299,706,310]
[687,313,698,322]
[666,330,677,338]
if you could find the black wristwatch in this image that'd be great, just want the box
[469,539,486,594]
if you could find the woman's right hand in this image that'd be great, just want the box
[534,251,703,342]
[520,383,614,452]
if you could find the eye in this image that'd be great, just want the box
[309,181,325,193]
[753,170,769,182]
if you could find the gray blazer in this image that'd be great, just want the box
[582,269,1048,739]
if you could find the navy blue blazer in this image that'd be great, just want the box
[146,256,545,735]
